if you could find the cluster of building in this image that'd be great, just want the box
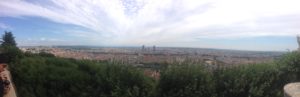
[19,45,282,70]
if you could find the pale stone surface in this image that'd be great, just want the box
[1,69,17,97]
[284,82,300,97]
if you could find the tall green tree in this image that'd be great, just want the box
[0,31,22,63]
[1,31,17,47]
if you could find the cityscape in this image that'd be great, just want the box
[0,0,300,97]
[20,45,285,68]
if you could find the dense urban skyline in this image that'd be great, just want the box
[0,0,300,51]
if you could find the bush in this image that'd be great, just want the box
[214,63,282,97]
[10,56,154,97]
[0,46,23,63]
[156,52,300,97]
[157,64,215,97]
[38,52,55,57]
[9,51,300,97]
[277,51,300,81]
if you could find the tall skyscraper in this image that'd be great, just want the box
[142,45,145,51]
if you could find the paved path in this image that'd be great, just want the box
[1,69,17,97]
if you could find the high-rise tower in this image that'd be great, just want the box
[142,45,145,51]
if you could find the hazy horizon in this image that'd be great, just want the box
[18,45,289,52]
[1,0,300,51]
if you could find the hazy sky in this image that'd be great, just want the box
[0,0,300,51]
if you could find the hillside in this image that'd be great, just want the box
[6,49,300,97]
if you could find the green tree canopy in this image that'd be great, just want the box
[0,31,22,63]
[1,31,17,47]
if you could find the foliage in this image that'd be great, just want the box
[8,47,300,97]
[213,63,282,97]
[38,52,55,57]
[0,46,23,63]
[1,31,16,47]
[0,31,22,63]
[157,64,215,97]
[10,55,154,97]
[156,52,300,97]
[277,51,300,81]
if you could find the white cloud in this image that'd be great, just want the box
[20,37,69,46]
[1,0,300,46]
[0,22,12,30]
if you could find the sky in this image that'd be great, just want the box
[0,0,300,51]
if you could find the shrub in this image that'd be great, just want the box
[10,56,154,97]
[9,51,300,97]
[157,64,215,97]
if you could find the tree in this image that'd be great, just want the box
[0,31,22,63]
[1,31,16,47]
[0,46,23,63]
